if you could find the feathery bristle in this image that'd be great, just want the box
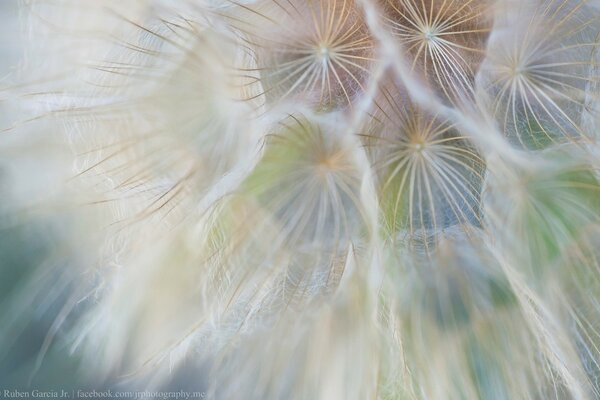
[1,1,600,399]
[227,0,377,110]
[382,0,493,105]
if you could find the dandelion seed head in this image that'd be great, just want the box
[4,0,600,398]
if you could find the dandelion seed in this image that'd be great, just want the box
[362,77,485,246]
[479,0,600,149]
[226,0,378,110]
[382,0,493,105]
[68,16,256,229]
[483,148,600,273]
[4,0,600,398]
[243,114,368,250]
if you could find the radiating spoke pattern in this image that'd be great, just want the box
[7,1,600,399]
[382,0,492,105]
[227,0,377,110]
[479,0,600,149]
[362,79,485,247]
[243,115,367,249]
